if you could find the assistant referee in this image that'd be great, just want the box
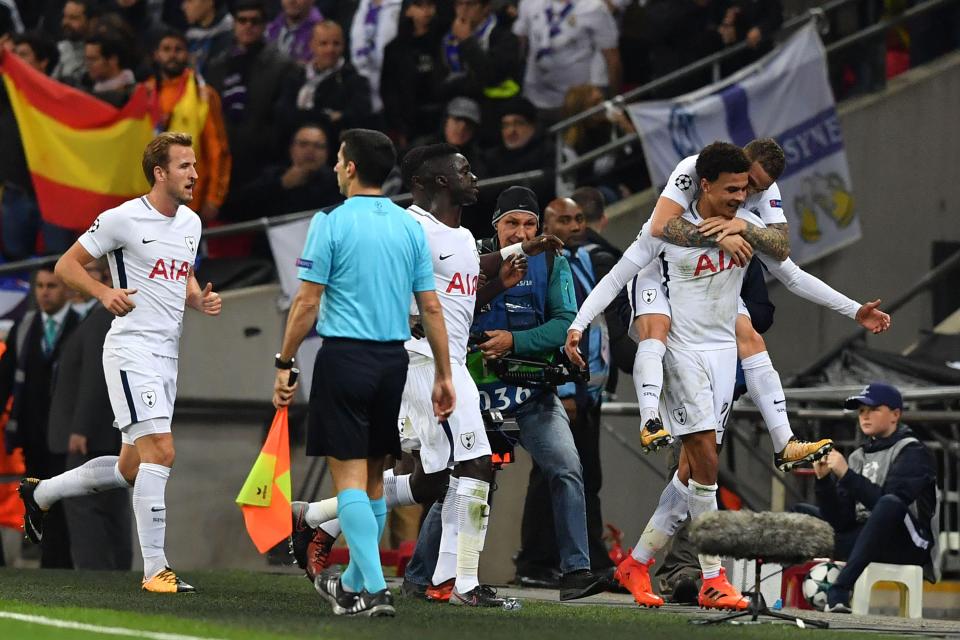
[273,129,455,618]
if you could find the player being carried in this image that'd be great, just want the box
[564,142,890,610]
[19,132,222,593]
[629,138,888,471]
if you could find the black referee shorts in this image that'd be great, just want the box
[307,338,409,460]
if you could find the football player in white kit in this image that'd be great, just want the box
[565,142,889,610]
[629,138,888,471]
[19,133,222,593]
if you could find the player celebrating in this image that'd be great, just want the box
[565,142,890,610]
[629,138,887,471]
[19,132,222,593]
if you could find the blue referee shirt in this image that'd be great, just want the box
[297,195,435,341]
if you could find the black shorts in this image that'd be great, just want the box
[307,338,409,460]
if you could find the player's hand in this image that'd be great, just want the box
[521,234,563,257]
[812,456,830,480]
[499,255,528,289]
[273,368,298,408]
[717,234,753,267]
[67,433,88,456]
[565,329,586,368]
[432,375,456,420]
[698,217,747,242]
[825,449,848,479]
[100,287,137,316]
[477,271,488,289]
[478,329,513,359]
[410,322,426,339]
[200,282,222,316]
[855,299,890,334]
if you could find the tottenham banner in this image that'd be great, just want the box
[627,23,860,265]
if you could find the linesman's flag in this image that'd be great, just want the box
[236,407,293,553]
[0,50,156,231]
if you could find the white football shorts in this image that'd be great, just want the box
[103,347,177,444]
[398,354,491,474]
[660,346,736,445]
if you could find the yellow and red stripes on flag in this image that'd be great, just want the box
[236,407,293,553]
[0,50,157,231]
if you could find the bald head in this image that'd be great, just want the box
[543,197,585,247]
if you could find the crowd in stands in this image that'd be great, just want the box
[0,0,958,259]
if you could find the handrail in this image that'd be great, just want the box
[791,248,960,381]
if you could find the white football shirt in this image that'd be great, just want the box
[661,154,787,226]
[404,205,480,364]
[78,195,202,357]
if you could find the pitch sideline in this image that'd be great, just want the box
[0,610,227,640]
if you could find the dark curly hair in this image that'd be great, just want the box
[695,141,751,182]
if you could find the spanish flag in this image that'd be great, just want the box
[236,407,293,553]
[0,50,156,231]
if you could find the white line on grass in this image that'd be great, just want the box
[0,611,227,640]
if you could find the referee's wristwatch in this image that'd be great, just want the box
[275,353,295,370]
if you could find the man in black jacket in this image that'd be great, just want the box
[0,267,80,568]
[48,261,132,570]
[804,383,938,613]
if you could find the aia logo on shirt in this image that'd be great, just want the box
[693,250,742,277]
[149,259,190,281]
[446,273,478,296]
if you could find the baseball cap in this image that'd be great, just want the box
[844,383,903,410]
[492,186,540,227]
[446,97,481,126]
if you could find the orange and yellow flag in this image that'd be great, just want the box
[0,50,157,231]
[236,407,293,553]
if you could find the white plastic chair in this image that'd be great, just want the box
[851,562,923,618]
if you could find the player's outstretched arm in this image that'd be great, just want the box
[414,290,456,420]
[759,256,892,333]
[56,241,136,316]
[273,281,324,407]
[186,274,222,316]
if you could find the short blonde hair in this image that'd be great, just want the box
[142,132,193,186]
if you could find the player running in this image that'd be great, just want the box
[19,132,222,593]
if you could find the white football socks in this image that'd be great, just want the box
[34,456,130,509]
[634,339,666,425]
[310,470,417,539]
[134,463,170,580]
[432,476,460,586]
[741,351,794,452]
[455,477,490,594]
[688,479,721,579]
[632,472,690,563]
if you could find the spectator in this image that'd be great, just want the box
[1,31,75,261]
[643,0,727,96]
[0,268,81,568]
[277,20,372,153]
[207,0,298,187]
[512,0,621,119]
[348,0,402,115]
[719,0,783,75]
[797,383,939,612]
[265,0,322,64]
[380,0,446,147]
[82,33,136,106]
[228,123,341,227]
[49,260,132,570]
[557,84,645,199]
[440,0,522,138]
[183,0,234,74]
[144,28,231,223]
[483,97,555,202]
[413,97,488,178]
[53,0,96,86]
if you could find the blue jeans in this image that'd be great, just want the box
[405,391,590,583]
[1,184,75,260]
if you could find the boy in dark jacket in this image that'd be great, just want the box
[806,383,938,613]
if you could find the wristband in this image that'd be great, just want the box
[500,243,526,260]
[275,353,295,369]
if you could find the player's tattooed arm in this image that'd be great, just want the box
[661,216,717,248]
[740,223,790,261]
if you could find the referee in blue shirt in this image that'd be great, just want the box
[273,129,455,617]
